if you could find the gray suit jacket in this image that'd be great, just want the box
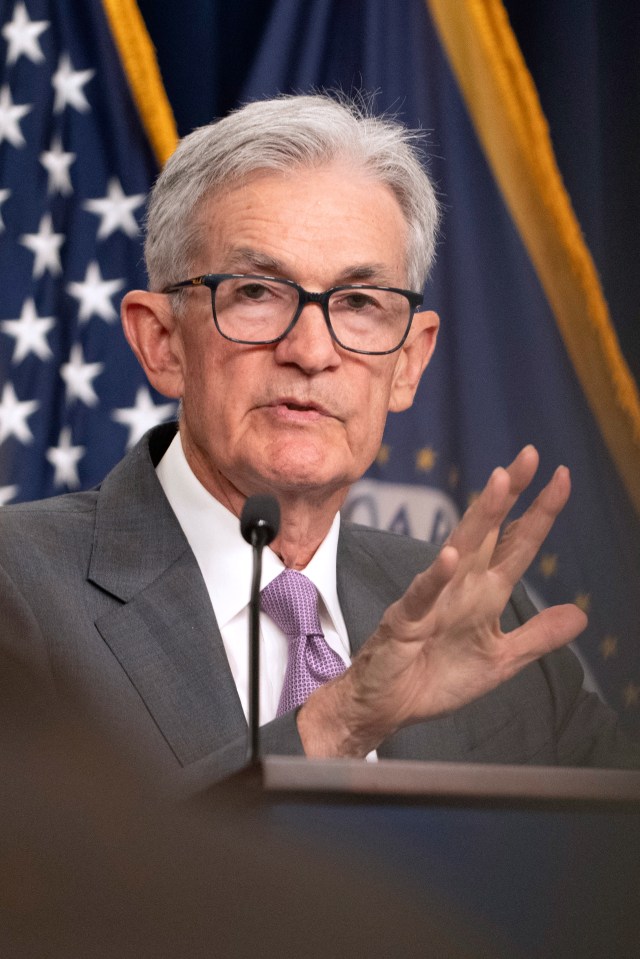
[0,424,635,784]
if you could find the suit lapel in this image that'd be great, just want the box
[336,524,403,656]
[88,426,246,766]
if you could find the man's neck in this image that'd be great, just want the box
[268,493,347,569]
[180,433,347,569]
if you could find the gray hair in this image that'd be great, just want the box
[144,94,440,293]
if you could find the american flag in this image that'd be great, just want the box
[0,0,176,504]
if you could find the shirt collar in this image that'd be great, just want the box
[155,432,345,634]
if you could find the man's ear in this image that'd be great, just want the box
[388,310,439,412]
[121,290,185,399]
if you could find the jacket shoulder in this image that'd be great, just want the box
[341,520,440,567]
[0,490,99,577]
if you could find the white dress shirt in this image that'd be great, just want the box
[156,432,351,725]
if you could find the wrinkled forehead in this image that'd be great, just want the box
[188,165,411,282]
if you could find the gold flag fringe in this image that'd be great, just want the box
[102,0,178,167]
[427,0,640,515]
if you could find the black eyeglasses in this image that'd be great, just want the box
[162,273,423,355]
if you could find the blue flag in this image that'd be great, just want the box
[0,0,176,503]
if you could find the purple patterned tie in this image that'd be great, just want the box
[261,569,346,716]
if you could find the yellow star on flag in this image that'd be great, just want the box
[538,553,558,579]
[600,635,618,660]
[623,682,640,709]
[416,447,437,472]
[574,593,591,613]
[376,443,390,466]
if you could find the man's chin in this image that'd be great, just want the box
[246,456,354,500]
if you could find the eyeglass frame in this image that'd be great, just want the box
[162,273,424,356]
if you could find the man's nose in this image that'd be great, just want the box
[274,300,340,371]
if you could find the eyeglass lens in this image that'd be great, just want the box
[212,276,411,352]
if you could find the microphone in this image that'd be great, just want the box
[240,494,280,549]
[240,495,280,765]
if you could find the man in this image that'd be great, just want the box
[0,94,635,783]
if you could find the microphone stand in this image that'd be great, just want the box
[247,534,264,766]
[240,495,280,767]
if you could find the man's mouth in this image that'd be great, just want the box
[266,398,331,420]
[283,401,316,412]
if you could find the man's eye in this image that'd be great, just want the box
[238,283,270,300]
[340,293,378,311]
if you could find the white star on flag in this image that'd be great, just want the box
[60,343,104,406]
[52,53,95,113]
[0,188,10,231]
[46,426,85,488]
[0,485,19,507]
[0,84,32,148]
[0,382,39,445]
[83,177,145,239]
[1,298,55,363]
[66,261,124,323]
[112,386,177,449]
[19,213,65,278]
[40,137,76,196]
[2,2,49,66]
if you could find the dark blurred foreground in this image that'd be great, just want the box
[0,653,496,959]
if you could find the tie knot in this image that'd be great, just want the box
[261,569,322,638]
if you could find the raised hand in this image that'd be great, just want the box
[298,446,587,757]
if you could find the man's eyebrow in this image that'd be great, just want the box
[226,249,397,286]
[335,264,396,284]
[226,248,286,275]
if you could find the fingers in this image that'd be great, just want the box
[385,448,573,653]
[509,603,588,666]
[446,445,539,558]
[491,464,571,583]
[503,444,540,497]
[445,467,509,557]
[388,545,460,626]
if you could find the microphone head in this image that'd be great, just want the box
[240,495,281,548]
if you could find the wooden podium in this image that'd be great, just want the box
[227,758,640,958]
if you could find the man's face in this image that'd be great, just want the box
[164,165,437,509]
